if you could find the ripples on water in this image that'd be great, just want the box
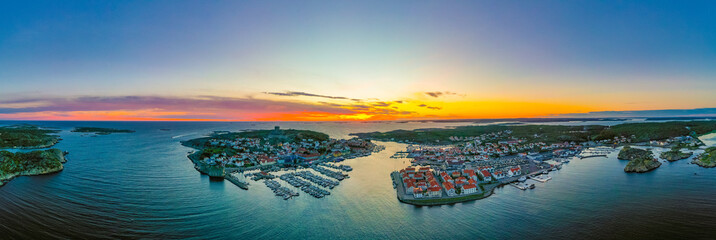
[0,121,715,239]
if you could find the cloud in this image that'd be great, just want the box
[417,104,442,110]
[0,95,417,121]
[264,91,360,101]
[424,91,458,98]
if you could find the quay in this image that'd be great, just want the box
[224,173,250,190]
[578,154,607,159]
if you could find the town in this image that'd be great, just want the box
[181,127,383,199]
[391,132,584,205]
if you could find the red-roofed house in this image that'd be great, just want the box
[413,187,424,198]
[462,184,477,194]
[443,182,456,196]
[508,167,522,177]
[480,170,492,182]
[428,187,442,197]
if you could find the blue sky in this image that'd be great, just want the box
[1,1,715,120]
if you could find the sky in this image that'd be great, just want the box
[1,0,715,121]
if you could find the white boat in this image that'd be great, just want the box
[518,176,527,182]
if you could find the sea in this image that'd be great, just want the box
[1,121,715,239]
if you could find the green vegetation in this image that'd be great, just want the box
[352,120,716,145]
[182,129,329,150]
[618,146,649,160]
[0,125,61,149]
[619,146,661,173]
[595,121,716,142]
[72,127,135,135]
[659,147,692,162]
[352,124,606,144]
[692,147,716,168]
[0,149,66,186]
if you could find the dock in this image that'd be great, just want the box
[224,174,249,190]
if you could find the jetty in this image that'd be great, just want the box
[224,173,250,190]
[578,147,615,159]
[512,182,535,190]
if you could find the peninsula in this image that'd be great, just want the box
[182,126,381,198]
[71,127,135,135]
[0,125,68,187]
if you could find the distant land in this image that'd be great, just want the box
[556,108,716,118]
[71,127,135,135]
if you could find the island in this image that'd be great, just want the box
[692,147,716,168]
[71,127,135,135]
[181,126,381,198]
[0,125,68,187]
[618,146,661,173]
[1,149,68,187]
[0,125,61,149]
[659,147,692,162]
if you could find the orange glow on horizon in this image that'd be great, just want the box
[0,98,599,121]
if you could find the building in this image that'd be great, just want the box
[413,187,424,198]
[443,182,456,196]
[480,170,492,182]
[462,184,477,194]
[508,167,521,177]
[428,187,442,197]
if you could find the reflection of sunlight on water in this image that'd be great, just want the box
[698,132,716,146]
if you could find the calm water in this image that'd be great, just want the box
[1,121,715,239]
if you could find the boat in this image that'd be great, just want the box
[518,176,527,182]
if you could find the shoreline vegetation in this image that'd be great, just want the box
[692,147,716,168]
[0,125,61,149]
[71,127,135,135]
[0,149,67,187]
[351,120,716,145]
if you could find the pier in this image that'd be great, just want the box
[224,173,249,190]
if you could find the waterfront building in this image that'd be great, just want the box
[462,184,477,194]
[443,182,456,196]
[428,187,441,197]
[413,188,424,198]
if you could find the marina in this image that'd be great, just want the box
[264,180,298,200]
[312,165,348,181]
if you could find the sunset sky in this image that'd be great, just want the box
[1,1,715,121]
